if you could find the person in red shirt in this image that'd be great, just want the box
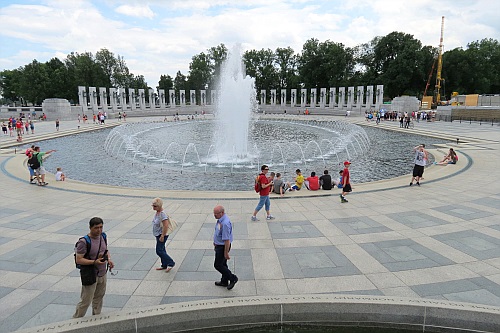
[340,161,352,203]
[251,165,275,221]
[306,172,320,190]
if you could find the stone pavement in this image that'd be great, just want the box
[0,115,499,332]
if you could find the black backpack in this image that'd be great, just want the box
[74,233,107,269]
[28,152,40,169]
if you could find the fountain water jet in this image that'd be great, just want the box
[213,45,256,162]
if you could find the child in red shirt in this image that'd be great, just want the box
[340,161,352,203]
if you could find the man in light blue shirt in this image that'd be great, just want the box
[213,205,238,290]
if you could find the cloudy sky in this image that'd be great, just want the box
[0,0,498,87]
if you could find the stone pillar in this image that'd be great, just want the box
[169,89,175,106]
[366,86,373,108]
[89,87,98,113]
[270,89,276,105]
[120,89,127,110]
[179,90,186,106]
[190,90,196,105]
[129,88,136,110]
[300,89,307,108]
[109,88,117,111]
[159,89,165,108]
[138,89,145,110]
[200,90,206,105]
[78,86,87,110]
[347,87,354,110]
[375,85,384,109]
[99,87,108,112]
[310,89,316,108]
[149,89,155,109]
[329,88,336,108]
[211,90,216,105]
[260,90,266,105]
[338,87,345,109]
[290,89,297,107]
[280,90,286,106]
[356,86,364,112]
[320,88,327,108]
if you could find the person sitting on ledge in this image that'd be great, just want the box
[435,148,458,165]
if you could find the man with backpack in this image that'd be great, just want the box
[29,146,56,186]
[74,217,114,318]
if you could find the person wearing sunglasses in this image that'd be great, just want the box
[251,165,275,221]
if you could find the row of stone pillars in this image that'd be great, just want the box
[77,84,384,113]
[261,85,384,110]
[78,86,216,113]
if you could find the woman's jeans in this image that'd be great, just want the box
[155,235,175,268]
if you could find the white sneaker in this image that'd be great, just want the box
[251,216,259,221]
[266,215,275,220]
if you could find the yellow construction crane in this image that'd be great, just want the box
[435,16,445,105]
[422,16,445,109]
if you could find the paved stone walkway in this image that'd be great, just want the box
[0,115,499,332]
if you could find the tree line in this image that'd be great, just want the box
[1,32,499,106]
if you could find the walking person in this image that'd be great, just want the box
[213,205,238,290]
[340,161,352,203]
[410,144,428,186]
[151,197,175,271]
[73,217,114,318]
[55,119,60,131]
[251,165,275,221]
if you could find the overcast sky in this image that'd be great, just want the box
[1,0,498,87]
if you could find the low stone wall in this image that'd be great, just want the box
[451,107,500,121]
[15,295,500,333]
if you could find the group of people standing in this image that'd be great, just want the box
[74,199,238,318]
[2,116,35,142]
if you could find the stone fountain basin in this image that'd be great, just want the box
[15,294,500,333]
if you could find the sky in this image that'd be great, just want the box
[1,0,499,87]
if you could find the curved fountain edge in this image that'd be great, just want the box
[1,148,471,200]
[14,294,500,333]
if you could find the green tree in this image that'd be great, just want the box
[297,38,355,93]
[243,48,278,99]
[0,69,22,105]
[370,32,430,98]
[173,71,188,104]
[20,60,49,105]
[157,74,174,103]
[207,43,228,87]
[187,52,212,104]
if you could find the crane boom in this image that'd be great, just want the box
[435,16,445,104]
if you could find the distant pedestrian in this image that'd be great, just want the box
[340,161,352,203]
[55,119,60,131]
[29,120,34,134]
[213,205,238,290]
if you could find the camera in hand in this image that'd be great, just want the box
[102,250,108,261]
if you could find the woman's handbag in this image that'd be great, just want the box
[166,218,178,235]
[80,265,97,286]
